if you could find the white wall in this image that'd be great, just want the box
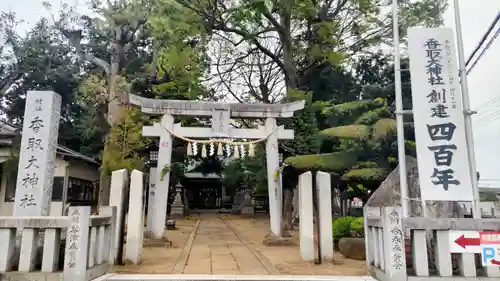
[0,156,99,216]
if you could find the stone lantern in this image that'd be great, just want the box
[170,181,184,217]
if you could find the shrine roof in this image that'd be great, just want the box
[129,94,305,118]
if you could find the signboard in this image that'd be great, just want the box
[211,106,230,137]
[408,28,473,201]
[13,91,61,216]
[480,232,500,266]
[449,231,480,253]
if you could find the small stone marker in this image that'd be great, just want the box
[147,167,157,235]
[13,91,61,217]
[64,206,91,281]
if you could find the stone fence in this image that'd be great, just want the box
[365,206,500,281]
[0,206,116,281]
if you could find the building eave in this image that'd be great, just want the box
[0,120,100,166]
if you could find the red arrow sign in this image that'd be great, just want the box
[492,259,500,266]
[455,235,480,248]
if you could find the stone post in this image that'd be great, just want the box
[99,206,117,265]
[232,191,243,214]
[109,169,128,264]
[13,91,61,217]
[299,172,314,261]
[152,114,174,239]
[316,171,334,261]
[125,170,144,264]
[240,190,254,216]
[63,206,91,281]
[265,117,282,237]
[147,167,157,235]
[170,182,184,217]
[382,206,407,281]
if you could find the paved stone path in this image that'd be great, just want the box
[114,213,369,277]
[181,213,273,274]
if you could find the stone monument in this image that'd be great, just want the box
[170,182,184,217]
[232,191,243,214]
[13,91,61,217]
[240,190,254,216]
[365,156,463,218]
[12,91,61,269]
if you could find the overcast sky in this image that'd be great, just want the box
[1,0,500,186]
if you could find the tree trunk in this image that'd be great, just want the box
[292,187,299,224]
[98,41,128,207]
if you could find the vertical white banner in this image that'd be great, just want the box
[13,91,61,216]
[408,27,473,202]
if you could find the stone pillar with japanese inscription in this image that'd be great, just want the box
[147,167,157,235]
[382,206,407,280]
[13,91,61,217]
[152,114,174,239]
[64,206,91,281]
[265,117,282,237]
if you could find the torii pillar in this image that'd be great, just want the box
[129,95,305,239]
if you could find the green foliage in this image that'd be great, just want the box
[355,107,391,125]
[320,125,371,140]
[0,14,105,157]
[148,0,210,100]
[222,143,268,194]
[332,216,355,241]
[372,118,397,140]
[349,217,365,238]
[284,151,359,173]
[342,168,390,182]
[160,165,170,181]
[100,107,151,176]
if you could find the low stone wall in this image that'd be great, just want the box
[0,206,116,281]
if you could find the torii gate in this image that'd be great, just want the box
[129,94,305,239]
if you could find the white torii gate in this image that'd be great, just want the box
[129,94,305,239]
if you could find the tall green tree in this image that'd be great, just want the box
[44,0,159,205]
[0,13,105,156]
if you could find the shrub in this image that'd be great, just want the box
[350,217,364,238]
[332,216,355,242]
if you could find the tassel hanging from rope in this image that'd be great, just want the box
[187,142,193,156]
[192,142,198,156]
[248,143,255,157]
[233,145,239,159]
[209,142,215,156]
[217,142,223,156]
[225,143,232,157]
[201,144,207,158]
[240,144,246,158]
